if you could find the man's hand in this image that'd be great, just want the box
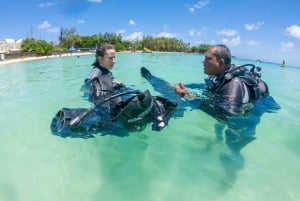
[174,83,189,96]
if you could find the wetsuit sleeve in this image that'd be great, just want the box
[80,68,101,92]
[89,78,103,104]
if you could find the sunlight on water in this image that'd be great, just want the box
[0,53,300,201]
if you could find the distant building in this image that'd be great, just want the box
[0,38,23,53]
[0,41,6,53]
[0,38,23,61]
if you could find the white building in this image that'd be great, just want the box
[0,38,23,53]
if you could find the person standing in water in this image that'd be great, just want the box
[81,43,125,104]
[142,44,280,188]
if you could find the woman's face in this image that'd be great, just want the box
[99,48,116,70]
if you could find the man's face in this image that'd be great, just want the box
[203,47,223,76]
[99,48,116,70]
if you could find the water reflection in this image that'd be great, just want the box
[215,96,281,188]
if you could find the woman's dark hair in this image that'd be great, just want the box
[93,43,115,65]
[212,44,231,67]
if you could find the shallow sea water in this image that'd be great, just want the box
[0,53,299,201]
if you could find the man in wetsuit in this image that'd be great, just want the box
[172,44,280,187]
[175,44,269,118]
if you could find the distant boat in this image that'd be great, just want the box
[281,60,286,68]
[142,47,152,53]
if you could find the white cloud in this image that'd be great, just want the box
[285,25,300,39]
[87,0,102,3]
[129,20,136,26]
[157,32,176,38]
[216,28,238,36]
[189,8,195,12]
[77,19,85,24]
[246,40,260,46]
[221,36,240,46]
[123,32,143,41]
[38,21,51,29]
[38,2,56,8]
[281,42,295,51]
[47,27,60,33]
[197,28,207,36]
[245,21,264,31]
[189,28,206,36]
[189,30,195,36]
[116,29,126,35]
[37,20,59,34]
[188,0,210,13]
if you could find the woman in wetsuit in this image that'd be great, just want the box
[81,43,125,107]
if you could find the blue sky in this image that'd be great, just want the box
[0,0,300,66]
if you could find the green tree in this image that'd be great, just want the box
[21,38,53,55]
[21,38,37,52]
[59,27,78,49]
[35,40,54,55]
[198,44,210,54]
[114,42,126,52]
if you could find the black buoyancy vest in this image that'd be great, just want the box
[216,64,269,100]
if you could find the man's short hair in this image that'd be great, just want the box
[212,44,231,67]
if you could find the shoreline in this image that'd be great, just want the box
[0,52,94,66]
[0,51,158,66]
[0,51,292,68]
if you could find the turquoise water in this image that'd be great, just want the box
[0,53,299,201]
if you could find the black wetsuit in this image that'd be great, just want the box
[82,63,124,105]
[199,64,269,120]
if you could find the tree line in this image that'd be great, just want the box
[20,27,210,55]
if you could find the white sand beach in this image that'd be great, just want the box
[0,52,93,66]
